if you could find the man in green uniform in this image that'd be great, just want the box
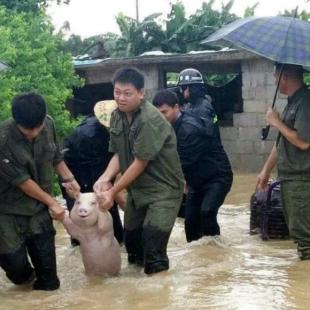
[257,63,310,259]
[0,93,80,290]
[94,67,184,275]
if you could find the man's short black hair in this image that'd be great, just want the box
[275,62,304,80]
[152,89,179,108]
[112,67,144,90]
[11,92,47,128]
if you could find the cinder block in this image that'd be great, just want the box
[232,154,268,172]
[234,113,257,127]
[223,140,254,154]
[265,73,276,85]
[256,113,267,126]
[238,127,261,141]
[220,127,238,140]
[243,100,267,113]
[254,141,274,154]
[242,86,256,100]
[252,85,275,101]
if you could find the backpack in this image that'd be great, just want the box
[250,181,289,240]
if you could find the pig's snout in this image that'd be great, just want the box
[77,207,89,217]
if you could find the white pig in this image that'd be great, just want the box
[61,192,121,276]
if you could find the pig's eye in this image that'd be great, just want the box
[76,201,80,205]
[91,201,96,205]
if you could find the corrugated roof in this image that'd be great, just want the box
[73,49,259,70]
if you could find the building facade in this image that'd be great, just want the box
[73,50,285,172]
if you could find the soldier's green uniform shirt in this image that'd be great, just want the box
[109,100,184,208]
[277,86,310,259]
[0,116,63,216]
[277,86,310,180]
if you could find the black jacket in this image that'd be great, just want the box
[189,96,214,120]
[64,116,112,191]
[174,111,232,189]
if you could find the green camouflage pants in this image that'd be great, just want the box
[281,180,310,259]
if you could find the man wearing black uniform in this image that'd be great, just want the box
[153,89,233,242]
[177,68,215,119]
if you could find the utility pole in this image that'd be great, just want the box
[136,0,139,22]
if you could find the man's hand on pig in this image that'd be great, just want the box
[96,188,115,211]
[62,178,80,199]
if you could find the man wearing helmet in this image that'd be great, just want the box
[177,68,214,121]
[157,68,233,241]
[153,87,233,242]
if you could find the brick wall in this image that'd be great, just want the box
[220,59,287,172]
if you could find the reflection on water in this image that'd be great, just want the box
[1,174,310,310]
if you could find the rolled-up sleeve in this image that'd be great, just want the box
[295,103,310,143]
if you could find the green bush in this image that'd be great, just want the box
[0,5,83,196]
[0,5,83,138]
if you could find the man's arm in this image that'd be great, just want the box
[266,107,310,151]
[18,179,64,220]
[257,144,277,191]
[112,157,148,194]
[93,153,121,193]
[97,157,148,210]
[55,160,80,198]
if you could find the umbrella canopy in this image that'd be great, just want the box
[202,16,310,66]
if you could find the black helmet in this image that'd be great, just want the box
[177,68,204,86]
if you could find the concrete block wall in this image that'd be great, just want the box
[220,59,286,172]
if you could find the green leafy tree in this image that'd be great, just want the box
[63,33,119,58]
[182,0,238,51]
[62,34,84,56]
[107,1,240,55]
[0,5,82,137]
[282,8,310,21]
[158,0,239,53]
[0,0,69,13]
[162,1,189,52]
[114,12,163,57]
[62,0,257,57]
[243,2,259,17]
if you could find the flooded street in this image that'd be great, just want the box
[1,174,310,309]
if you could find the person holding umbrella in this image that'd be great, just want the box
[257,63,310,260]
[203,13,310,259]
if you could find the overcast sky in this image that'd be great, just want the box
[48,0,310,38]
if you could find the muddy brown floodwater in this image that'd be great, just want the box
[1,174,310,309]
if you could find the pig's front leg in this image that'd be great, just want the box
[61,212,82,240]
[97,210,113,234]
